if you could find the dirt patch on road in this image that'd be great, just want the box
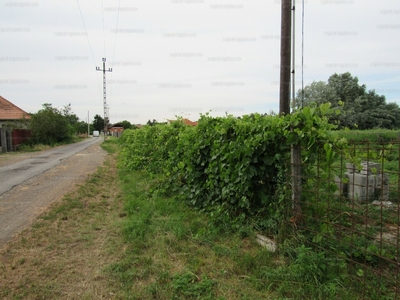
[0,142,107,250]
[0,150,50,168]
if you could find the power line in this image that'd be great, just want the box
[76,0,97,67]
[76,0,103,103]
[102,0,107,57]
[108,0,122,121]
[111,0,122,69]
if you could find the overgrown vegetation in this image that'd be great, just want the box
[1,130,397,298]
[119,104,399,299]
[29,103,74,145]
[292,132,399,299]
[120,105,340,234]
[1,139,355,299]
[113,153,357,299]
[28,103,89,145]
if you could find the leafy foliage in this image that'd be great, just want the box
[119,120,188,174]
[117,120,133,129]
[120,104,340,233]
[92,114,107,132]
[29,103,74,145]
[296,72,400,129]
[62,103,89,134]
[118,107,398,299]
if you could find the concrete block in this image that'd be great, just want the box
[342,162,389,202]
[335,175,348,196]
[347,172,377,202]
[346,163,356,174]
[360,161,381,175]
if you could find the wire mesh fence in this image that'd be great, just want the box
[286,140,400,299]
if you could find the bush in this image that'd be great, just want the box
[119,104,341,233]
[29,103,74,145]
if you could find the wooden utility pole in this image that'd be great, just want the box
[87,111,90,137]
[279,0,292,115]
[280,0,302,228]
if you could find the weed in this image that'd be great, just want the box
[171,272,215,299]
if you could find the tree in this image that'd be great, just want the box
[296,72,400,129]
[327,72,366,104]
[29,103,74,145]
[295,81,338,108]
[92,114,105,131]
[146,119,157,126]
[146,119,167,126]
[352,90,400,129]
[74,120,89,134]
[61,103,88,134]
[62,104,79,125]
[119,120,133,129]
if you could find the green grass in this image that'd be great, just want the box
[110,167,276,299]
[336,129,400,144]
[109,160,362,299]
[116,130,399,299]
[101,137,119,154]
[2,136,389,299]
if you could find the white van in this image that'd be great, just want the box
[93,130,100,137]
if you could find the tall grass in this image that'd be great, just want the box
[112,165,358,299]
[336,129,400,143]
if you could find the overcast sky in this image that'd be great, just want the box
[1,0,399,125]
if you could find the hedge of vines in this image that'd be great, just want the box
[119,104,341,232]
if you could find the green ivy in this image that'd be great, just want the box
[120,104,342,233]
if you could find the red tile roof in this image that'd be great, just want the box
[0,96,30,120]
[167,118,198,126]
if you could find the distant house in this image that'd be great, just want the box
[109,123,124,137]
[0,95,30,127]
[167,118,198,126]
[0,96,31,152]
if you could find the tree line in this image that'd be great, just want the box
[28,103,136,145]
[295,72,400,129]
[26,72,399,144]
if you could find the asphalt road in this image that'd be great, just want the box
[0,137,107,249]
[0,137,102,196]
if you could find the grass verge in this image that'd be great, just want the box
[0,140,125,299]
[110,168,280,299]
[0,139,360,299]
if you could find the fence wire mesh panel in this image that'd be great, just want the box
[285,140,399,300]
